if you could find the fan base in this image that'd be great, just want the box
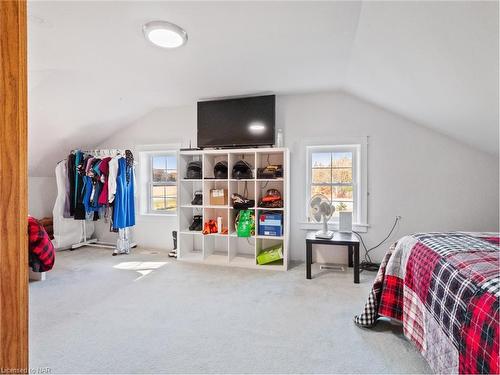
[315,230,334,240]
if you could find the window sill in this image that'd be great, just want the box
[140,212,177,218]
[298,221,369,233]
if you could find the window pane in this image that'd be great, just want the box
[152,185,177,198]
[332,185,353,200]
[152,185,165,197]
[152,155,167,183]
[311,185,332,200]
[165,186,176,196]
[152,197,177,211]
[166,169,177,182]
[332,168,352,183]
[166,156,176,170]
[153,155,177,183]
[333,152,352,167]
[333,201,353,213]
[152,156,167,169]
[312,168,331,183]
[312,152,331,167]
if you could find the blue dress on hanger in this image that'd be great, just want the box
[113,157,135,229]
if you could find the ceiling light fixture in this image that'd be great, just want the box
[143,20,187,49]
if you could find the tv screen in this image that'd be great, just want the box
[197,95,275,148]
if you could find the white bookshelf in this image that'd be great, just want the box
[177,148,289,271]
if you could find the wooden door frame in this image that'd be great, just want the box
[0,0,29,371]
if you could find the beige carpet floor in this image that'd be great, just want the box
[29,247,430,374]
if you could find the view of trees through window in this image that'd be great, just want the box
[310,151,353,218]
[151,155,177,212]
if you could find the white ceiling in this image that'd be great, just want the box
[28,1,499,176]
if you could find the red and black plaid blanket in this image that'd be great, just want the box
[355,232,499,374]
[28,216,55,272]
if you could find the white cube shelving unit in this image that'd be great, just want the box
[178,148,289,271]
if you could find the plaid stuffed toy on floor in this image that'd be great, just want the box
[355,232,499,374]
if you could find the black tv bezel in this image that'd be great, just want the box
[197,95,276,149]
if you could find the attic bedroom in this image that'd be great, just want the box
[0,1,498,374]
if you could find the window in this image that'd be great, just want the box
[149,153,177,213]
[306,144,366,225]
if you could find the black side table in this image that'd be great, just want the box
[306,231,360,283]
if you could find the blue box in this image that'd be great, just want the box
[258,212,283,237]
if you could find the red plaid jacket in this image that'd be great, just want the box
[28,216,55,272]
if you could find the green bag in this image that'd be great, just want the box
[257,244,283,265]
[236,210,255,237]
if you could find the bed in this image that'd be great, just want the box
[354,232,499,374]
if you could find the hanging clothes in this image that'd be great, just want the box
[83,175,97,213]
[55,159,72,218]
[53,160,94,249]
[74,151,87,220]
[54,149,136,251]
[98,157,111,206]
[112,154,135,229]
[108,156,119,203]
[68,153,76,216]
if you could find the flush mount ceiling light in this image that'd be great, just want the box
[143,20,187,49]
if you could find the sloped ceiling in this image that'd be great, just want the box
[28,1,499,176]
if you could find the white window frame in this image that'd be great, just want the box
[304,139,368,231]
[138,148,179,217]
[148,152,177,215]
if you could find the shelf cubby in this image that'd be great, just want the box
[203,207,230,234]
[256,151,284,173]
[229,208,256,236]
[179,179,203,207]
[228,152,256,179]
[178,233,203,261]
[203,153,229,180]
[229,236,256,266]
[203,180,229,207]
[179,207,203,233]
[229,180,255,208]
[256,237,285,268]
[204,235,229,264]
[256,179,284,209]
[180,153,203,180]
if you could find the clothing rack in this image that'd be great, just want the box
[71,220,116,250]
[69,148,137,252]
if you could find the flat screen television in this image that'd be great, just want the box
[197,95,275,148]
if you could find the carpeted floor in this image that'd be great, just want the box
[29,247,431,374]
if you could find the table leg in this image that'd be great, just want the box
[348,245,353,268]
[354,243,360,284]
[306,241,312,279]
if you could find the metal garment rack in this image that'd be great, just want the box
[71,220,115,250]
[69,148,137,251]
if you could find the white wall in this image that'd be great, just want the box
[94,105,196,250]
[92,91,499,261]
[279,92,499,262]
[28,177,57,218]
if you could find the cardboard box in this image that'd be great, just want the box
[258,212,283,236]
[210,189,227,205]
